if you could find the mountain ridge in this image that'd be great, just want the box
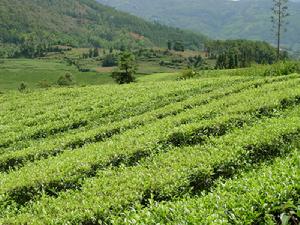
[97,0,300,52]
[0,0,207,50]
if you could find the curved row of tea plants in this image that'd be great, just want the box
[2,105,300,224]
[0,76,249,148]
[112,148,300,225]
[0,73,299,224]
[0,75,293,172]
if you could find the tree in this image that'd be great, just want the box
[167,40,172,51]
[215,53,227,69]
[93,48,99,57]
[173,41,185,52]
[187,55,206,69]
[271,0,289,61]
[112,52,137,84]
[88,49,94,58]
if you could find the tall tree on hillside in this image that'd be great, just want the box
[271,0,289,60]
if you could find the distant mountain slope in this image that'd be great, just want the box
[0,0,206,49]
[97,0,300,51]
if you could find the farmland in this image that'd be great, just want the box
[0,70,299,224]
[0,58,179,91]
[1,0,300,223]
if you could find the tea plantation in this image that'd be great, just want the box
[0,71,299,224]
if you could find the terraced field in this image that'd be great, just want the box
[0,73,300,224]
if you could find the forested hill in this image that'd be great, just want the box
[97,0,300,52]
[0,0,206,49]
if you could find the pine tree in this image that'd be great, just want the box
[271,0,289,60]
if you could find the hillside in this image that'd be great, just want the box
[0,71,300,223]
[97,0,300,52]
[0,0,206,50]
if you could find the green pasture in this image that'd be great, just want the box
[0,59,178,91]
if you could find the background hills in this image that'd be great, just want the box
[97,0,300,52]
[0,0,206,49]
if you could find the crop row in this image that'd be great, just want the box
[1,79,208,130]
[0,76,289,170]
[0,76,249,148]
[1,74,298,154]
[1,76,298,173]
[112,149,300,225]
[6,75,247,126]
[0,76,248,150]
[0,79,299,212]
[2,105,300,224]
[1,74,296,148]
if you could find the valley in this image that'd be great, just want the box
[0,0,299,224]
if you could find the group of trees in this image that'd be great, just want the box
[187,55,207,69]
[167,40,185,52]
[208,40,282,69]
[82,48,99,59]
[102,54,118,67]
[1,39,72,58]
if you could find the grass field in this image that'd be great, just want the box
[0,70,299,224]
[0,59,178,91]
[0,59,114,90]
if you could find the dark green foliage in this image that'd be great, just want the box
[212,40,279,69]
[88,49,94,58]
[18,82,27,92]
[93,48,99,58]
[102,54,118,67]
[173,41,185,52]
[187,55,206,69]
[57,73,75,86]
[118,52,138,74]
[74,61,91,73]
[216,51,239,69]
[112,52,137,84]
[87,48,99,58]
[112,71,136,84]
[167,40,172,50]
[0,0,206,58]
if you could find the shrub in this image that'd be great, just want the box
[78,67,91,72]
[179,69,198,80]
[38,80,51,89]
[18,82,27,92]
[263,61,300,76]
[57,73,75,86]
[112,71,136,84]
